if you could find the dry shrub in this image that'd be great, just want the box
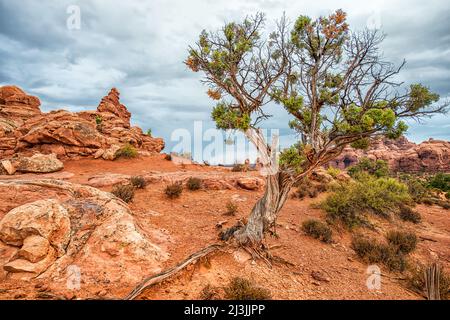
[225,201,238,216]
[407,263,450,300]
[130,176,147,189]
[164,154,172,161]
[165,182,183,199]
[351,234,408,272]
[187,177,202,191]
[199,284,221,300]
[386,230,417,254]
[111,184,135,203]
[224,277,271,300]
[232,164,246,172]
[301,219,332,243]
[398,205,421,224]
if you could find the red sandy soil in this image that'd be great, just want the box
[2,155,449,300]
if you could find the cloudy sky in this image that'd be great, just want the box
[0,0,449,162]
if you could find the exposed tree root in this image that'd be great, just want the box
[124,243,224,300]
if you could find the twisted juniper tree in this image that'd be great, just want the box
[186,10,447,246]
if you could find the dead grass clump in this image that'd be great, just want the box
[111,184,135,203]
[224,277,271,300]
[187,177,202,191]
[386,230,417,254]
[398,205,422,224]
[165,182,183,199]
[301,219,332,243]
[225,201,238,216]
[130,176,147,189]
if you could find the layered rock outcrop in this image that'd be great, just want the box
[330,136,450,172]
[0,180,169,298]
[0,86,164,161]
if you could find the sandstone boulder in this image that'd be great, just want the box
[0,180,169,297]
[15,153,64,173]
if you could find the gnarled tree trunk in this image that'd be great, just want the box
[233,172,294,244]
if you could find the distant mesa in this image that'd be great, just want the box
[0,85,164,174]
[329,136,450,173]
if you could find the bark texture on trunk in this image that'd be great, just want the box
[234,172,293,244]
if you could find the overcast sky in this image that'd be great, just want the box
[0,0,449,162]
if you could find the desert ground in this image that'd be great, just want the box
[1,154,448,300]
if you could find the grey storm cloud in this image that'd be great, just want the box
[0,0,449,154]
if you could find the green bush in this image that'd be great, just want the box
[400,175,429,203]
[111,184,135,203]
[301,219,332,243]
[427,173,450,192]
[95,114,103,125]
[115,143,138,159]
[386,230,417,254]
[398,205,421,224]
[186,177,202,190]
[322,174,411,228]
[348,158,390,179]
[146,128,152,136]
[326,166,341,178]
[224,277,271,300]
[130,176,147,189]
[165,182,183,199]
[351,234,407,272]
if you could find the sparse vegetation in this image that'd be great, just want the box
[407,263,450,300]
[348,158,390,179]
[165,182,183,199]
[231,164,246,172]
[386,230,417,254]
[351,234,408,272]
[200,284,220,300]
[186,177,202,191]
[164,153,172,161]
[95,114,103,125]
[301,219,332,243]
[326,166,341,179]
[399,174,429,203]
[293,177,325,199]
[398,205,422,224]
[322,174,411,228]
[146,128,152,136]
[225,201,238,216]
[130,176,147,189]
[111,184,135,203]
[223,277,271,300]
[115,143,138,159]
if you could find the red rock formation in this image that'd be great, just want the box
[0,86,164,161]
[330,136,450,172]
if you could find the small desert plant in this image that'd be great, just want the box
[165,182,183,199]
[200,284,221,300]
[231,163,246,172]
[293,177,324,199]
[223,277,271,300]
[301,219,332,243]
[326,166,341,178]
[146,128,152,136]
[164,153,172,161]
[186,177,202,191]
[130,176,147,189]
[348,158,390,179]
[386,230,417,254]
[225,201,238,216]
[398,205,422,224]
[407,263,450,300]
[95,114,103,125]
[422,198,434,206]
[115,143,138,159]
[111,184,135,203]
[351,234,407,272]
